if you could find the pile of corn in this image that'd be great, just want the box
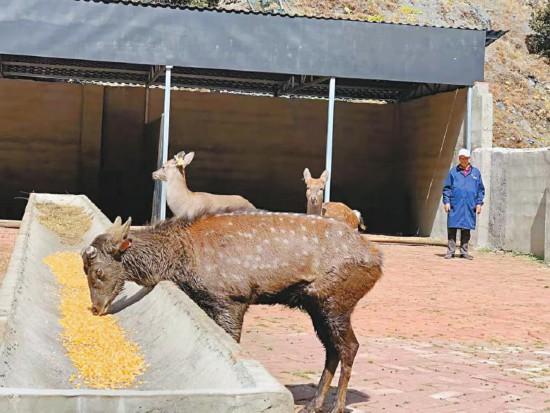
[36,202,92,245]
[43,251,146,389]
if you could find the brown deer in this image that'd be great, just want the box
[303,168,366,232]
[152,151,256,220]
[83,213,382,413]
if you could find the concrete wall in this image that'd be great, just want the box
[0,78,466,236]
[427,82,493,241]
[400,89,467,236]
[0,79,90,217]
[474,147,550,262]
[144,89,406,233]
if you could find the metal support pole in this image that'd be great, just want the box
[144,86,150,124]
[159,65,173,220]
[324,77,336,203]
[465,86,473,151]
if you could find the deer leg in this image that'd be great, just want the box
[299,309,340,413]
[327,317,359,413]
[210,301,248,343]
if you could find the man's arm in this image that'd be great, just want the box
[476,172,486,214]
[442,171,453,212]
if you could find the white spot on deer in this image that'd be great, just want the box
[282,239,289,245]
[301,225,307,232]
[278,217,284,222]
[263,239,270,244]
[302,235,308,242]
[227,221,234,226]
[338,231,344,237]
[289,229,296,235]
[313,237,320,244]
[270,227,276,232]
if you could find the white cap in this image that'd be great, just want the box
[458,148,471,158]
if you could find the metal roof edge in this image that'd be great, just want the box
[78,0,506,36]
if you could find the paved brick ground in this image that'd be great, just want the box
[240,244,550,412]
[1,229,549,412]
[0,228,17,282]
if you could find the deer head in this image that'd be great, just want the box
[303,168,328,215]
[152,151,195,182]
[82,216,132,316]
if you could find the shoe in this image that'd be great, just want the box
[460,254,474,260]
[444,253,454,259]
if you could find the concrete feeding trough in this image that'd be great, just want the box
[0,194,293,412]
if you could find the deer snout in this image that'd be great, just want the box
[152,170,165,181]
[90,304,107,316]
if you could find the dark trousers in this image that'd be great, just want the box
[447,228,471,256]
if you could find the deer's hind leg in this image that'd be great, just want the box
[300,306,340,413]
[208,300,249,343]
[326,314,359,413]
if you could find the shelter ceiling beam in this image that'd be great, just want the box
[275,75,329,97]
[147,65,165,86]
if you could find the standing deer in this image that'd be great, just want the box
[152,151,256,220]
[83,213,382,413]
[303,168,366,232]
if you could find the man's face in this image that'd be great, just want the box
[459,155,470,168]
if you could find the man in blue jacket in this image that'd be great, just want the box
[442,148,485,260]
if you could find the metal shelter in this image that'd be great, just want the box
[0,0,505,219]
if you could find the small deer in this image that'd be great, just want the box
[83,213,382,413]
[303,168,366,232]
[152,151,256,220]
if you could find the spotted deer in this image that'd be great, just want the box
[83,213,382,413]
[152,151,256,220]
[303,168,366,232]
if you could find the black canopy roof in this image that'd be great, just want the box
[0,0,506,101]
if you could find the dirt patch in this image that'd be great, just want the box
[35,202,92,245]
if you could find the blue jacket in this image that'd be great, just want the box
[442,165,485,230]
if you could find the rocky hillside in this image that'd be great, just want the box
[219,0,549,148]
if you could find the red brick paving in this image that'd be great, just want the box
[240,244,550,412]
[0,228,17,284]
[1,229,549,412]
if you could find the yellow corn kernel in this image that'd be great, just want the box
[43,252,146,389]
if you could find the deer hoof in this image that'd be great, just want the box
[327,406,345,413]
[298,402,322,413]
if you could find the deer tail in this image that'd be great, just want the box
[353,210,367,232]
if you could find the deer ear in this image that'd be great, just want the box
[303,168,311,181]
[107,216,122,236]
[84,246,97,260]
[183,152,195,166]
[320,170,329,184]
[121,217,132,239]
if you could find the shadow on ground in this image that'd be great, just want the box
[287,383,369,412]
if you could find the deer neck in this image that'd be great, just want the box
[122,224,192,286]
[307,200,323,215]
[167,171,192,202]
